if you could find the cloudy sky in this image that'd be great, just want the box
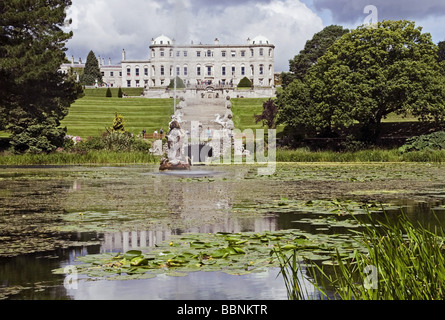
[64,0,445,72]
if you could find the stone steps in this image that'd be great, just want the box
[178,97,228,131]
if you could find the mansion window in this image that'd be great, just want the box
[232,66,235,75]
[183,51,188,57]
[144,68,149,76]
[197,66,201,76]
[241,66,245,75]
[110,71,114,77]
[127,80,131,87]
[176,66,180,76]
[160,49,164,57]
[241,50,245,57]
[207,50,212,57]
[222,66,226,76]
[101,72,104,76]
[250,49,254,57]
[135,68,139,76]
[231,50,236,57]
[160,65,165,76]
[197,51,201,57]
[127,68,131,76]
[259,48,264,56]
[259,65,264,75]
[184,66,188,76]
[207,66,212,76]
[222,51,226,57]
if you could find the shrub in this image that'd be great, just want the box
[83,136,106,150]
[399,131,445,153]
[10,124,66,154]
[341,134,368,152]
[102,131,134,151]
[106,88,112,97]
[237,77,252,88]
[168,76,185,89]
[107,112,126,133]
[118,87,123,98]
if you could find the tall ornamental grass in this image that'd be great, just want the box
[275,148,445,163]
[276,211,445,300]
[0,151,158,165]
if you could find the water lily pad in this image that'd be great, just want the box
[166,271,188,277]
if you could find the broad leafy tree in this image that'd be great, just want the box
[80,50,102,86]
[281,25,349,88]
[277,20,445,142]
[0,0,83,153]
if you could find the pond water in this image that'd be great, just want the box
[0,163,444,300]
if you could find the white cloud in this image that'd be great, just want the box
[65,0,323,71]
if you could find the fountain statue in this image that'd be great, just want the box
[159,120,191,171]
[213,96,233,129]
[169,97,186,126]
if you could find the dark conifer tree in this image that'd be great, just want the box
[80,50,103,86]
[0,0,83,153]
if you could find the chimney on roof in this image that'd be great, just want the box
[214,38,219,45]
[109,58,111,65]
[122,49,126,61]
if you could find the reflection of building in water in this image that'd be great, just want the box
[101,215,279,252]
[101,230,172,253]
[164,176,233,223]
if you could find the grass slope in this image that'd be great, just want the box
[61,88,174,137]
[231,97,285,134]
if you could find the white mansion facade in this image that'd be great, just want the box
[61,35,276,97]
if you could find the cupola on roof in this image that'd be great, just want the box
[152,35,173,45]
[251,35,270,45]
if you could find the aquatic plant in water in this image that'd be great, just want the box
[52,229,368,281]
[276,211,445,300]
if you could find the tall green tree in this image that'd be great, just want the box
[0,0,83,153]
[438,41,445,62]
[281,25,349,88]
[80,50,102,86]
[277,20,445,142]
